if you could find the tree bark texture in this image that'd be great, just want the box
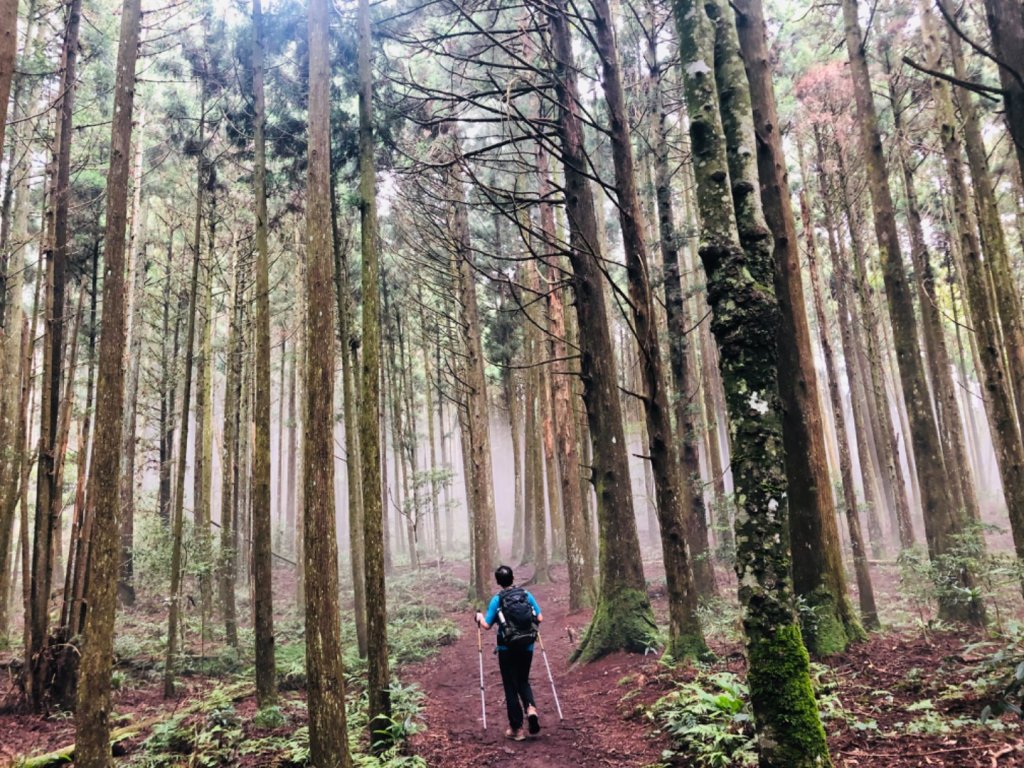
[541,0,657,663]
[74,0,142,758]
[733,0,860,654]
[842,0,982,624]
[674,0,833,763]
[590,0,707,659]
[251,0,277,707]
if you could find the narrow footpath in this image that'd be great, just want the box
[408,565,668,768]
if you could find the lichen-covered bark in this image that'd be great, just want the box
[540,0,656,664]
[674,0,832,762]
[732,0,859,654]
[842,0,982,625]
[74,0,142,757]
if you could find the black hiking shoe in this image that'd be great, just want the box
[527,706,541,735]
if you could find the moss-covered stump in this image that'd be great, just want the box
[746,624,831,767]
[571,587,659,664]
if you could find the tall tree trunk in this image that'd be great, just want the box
[28,0,81,709]
[800,181,879,630]
[158,245,179,528]
[646,36,716,598]
[537,151,594,609]
[942,0,1024,437]
[333,172,367,658]
[811,128,886,569]
[590,0,707,659]
[251,0,277,707]
[732,0,859,654]
[220,252,241,649]
[524,260,549,584]
[118,121,148,607]
[887,69,979,525]
[0,0,16,156]
[165,94,206,697]
[444,138,498,601]
[842,0,982,624]
[834,155,906,552]
[675,0,832,763]
[923,1,1024,594]
[73,0,142,757]
[541,0,657,663]
[357,0,391,748]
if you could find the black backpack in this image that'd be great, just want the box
[497,587,538,649]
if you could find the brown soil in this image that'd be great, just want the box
[407,564,668,768]
[2,559,1022,767]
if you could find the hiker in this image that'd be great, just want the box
[475,565,543,741]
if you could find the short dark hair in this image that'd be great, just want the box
[494,565,514,587]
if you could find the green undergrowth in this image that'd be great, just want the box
[118,569,462,767]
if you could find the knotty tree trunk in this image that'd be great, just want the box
[733,0,860,654]
[251,0,277,708]
[674,0,832,762]
[74,0,142,758]
[842,0,982,624]
[357,0,391,748]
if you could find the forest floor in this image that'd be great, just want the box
[0,557,1022,767]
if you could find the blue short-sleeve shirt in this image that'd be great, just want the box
[485,589,541,652]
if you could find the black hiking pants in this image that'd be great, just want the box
[497,646,535,729]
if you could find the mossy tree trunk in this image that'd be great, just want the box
[73,0,142,757]
[732,0,860,654]
[251,0,277,707]
[590,0,707,660]
[674,0,832,763]
[357,0,391,746]
[304,0,352,761]
[540,0,657,663]
[842,0,982,624]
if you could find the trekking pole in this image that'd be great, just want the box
[476,619,487,730]
[536,631,564,721]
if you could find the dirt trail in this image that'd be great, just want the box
[408,565,666,768]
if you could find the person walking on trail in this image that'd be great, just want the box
[475,565,543,741]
